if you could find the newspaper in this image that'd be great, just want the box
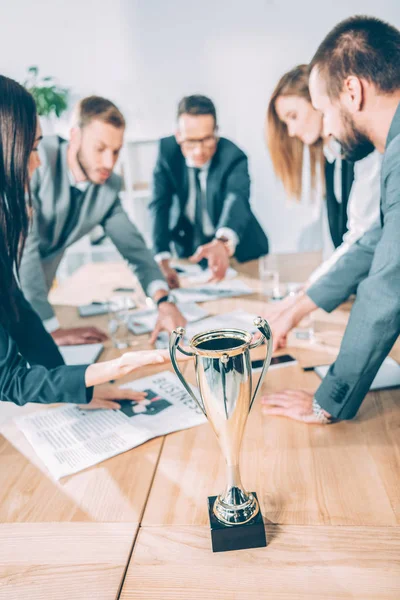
[15,371,206,480]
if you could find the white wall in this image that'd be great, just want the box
[1,0,399,252]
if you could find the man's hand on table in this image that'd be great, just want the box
[51,326,108,346]
[261,390,332,424]
[159,259,180,289]
[190,239,230,282]
[149,301,187,345]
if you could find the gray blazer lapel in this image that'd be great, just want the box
[52,140,74,244]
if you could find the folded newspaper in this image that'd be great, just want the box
[15,371,206,480]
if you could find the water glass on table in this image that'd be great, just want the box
[258,255,280,299]
[107,295,137,349]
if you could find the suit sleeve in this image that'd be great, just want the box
[0,322,92,406]
[215,154,252,240]
[306,223,381,312]
[19,173,55,322]
[7,284,65,369]
[148,144,175,255]
[313,150,400,420]
[101,195,166,295]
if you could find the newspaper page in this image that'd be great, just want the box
[15,371,206,480]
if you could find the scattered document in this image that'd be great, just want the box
[154,309,261,349]
[128,302,208,335]
[186,267,237,285]
[171,279,253,304]
[15,371,206,480]
[59,343,104,365]
[185,309,261,339]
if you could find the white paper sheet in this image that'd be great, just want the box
[15,371,206,480]
[171,279,253,304]
[128,302,208,335]
[59,343,104,365]
[186,267,237,285]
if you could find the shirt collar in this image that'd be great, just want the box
[68,168,90,192]
[323,139,341,164]
[385,101,400,149]
[185,158,211,172]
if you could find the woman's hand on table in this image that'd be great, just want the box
[84,349,191,388]
[82,384,149,410]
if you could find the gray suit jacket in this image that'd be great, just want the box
[307,102,400,419]
[20,136,165,322]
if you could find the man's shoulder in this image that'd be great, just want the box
[384,132,400,173]
[216,137,247,163]
[38,135,65,164]
[159,135,181,159]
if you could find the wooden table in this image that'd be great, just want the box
[1,254,399,600]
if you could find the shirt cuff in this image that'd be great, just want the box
[43,315,60,333]
[147,279,169,298]
[154,252,172,263]
[215,227,239,249]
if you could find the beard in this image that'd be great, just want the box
[337,109,375,162]
[76,149,92,181]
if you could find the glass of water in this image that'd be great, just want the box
[107,295,137,349]
[259,255,280,299]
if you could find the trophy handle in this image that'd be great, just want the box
[169,327,207,417]
[249,317,273,409]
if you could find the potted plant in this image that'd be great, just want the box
[24,66,69,133]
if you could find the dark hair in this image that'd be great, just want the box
[310,15,400,99]
[177,95,217,126]
[0,75,37,323]
[75,96,125,129]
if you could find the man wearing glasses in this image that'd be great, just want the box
[149,95,269,288]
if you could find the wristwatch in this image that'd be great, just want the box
[312,397,331,424]
[156,294,176,307]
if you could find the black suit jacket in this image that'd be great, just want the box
[149,136,269,262]
[325,158,355,248]
[0,282,91,406]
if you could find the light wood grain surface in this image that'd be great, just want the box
[120,525,400,600]
[0,523,136,600]
[1,253,399,600]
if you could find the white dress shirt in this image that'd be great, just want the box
[308,148,382,284]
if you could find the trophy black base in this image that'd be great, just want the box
[207,493,267,553]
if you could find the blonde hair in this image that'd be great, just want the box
[266,64,324,200]
[72,96,125,129]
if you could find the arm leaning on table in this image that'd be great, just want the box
[262,153,400,422]
[0,320,173,407]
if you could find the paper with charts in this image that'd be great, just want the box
[15,371,206,480]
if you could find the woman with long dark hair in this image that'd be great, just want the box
[0,75,178,407]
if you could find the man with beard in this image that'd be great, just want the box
[260,15,400,423]
[20,96,186,346]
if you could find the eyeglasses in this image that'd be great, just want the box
[180,134,218,151]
